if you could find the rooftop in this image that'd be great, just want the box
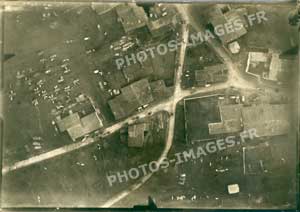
[116,4,148,33]
[150,80,172,100]
[109,79,154,120]
[184,97,290,142]
[195,64,228,85]
[242,104,290,137]
[208,104,243,135]
[247,51,272,77]
[67,112,103,141]
[56,113,81,132]
[207,6,248,44]
[128,123,150,147]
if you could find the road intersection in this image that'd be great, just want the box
[2,4,267,207]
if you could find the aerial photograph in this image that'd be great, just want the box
[0,1,299,210]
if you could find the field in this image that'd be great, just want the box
[2,111,169,207]
[2,3,128,164]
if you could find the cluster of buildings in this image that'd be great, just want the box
[184,95,291,196]
[206,5,248,53]
[55,97,103,141]
[184,96,290,143]
[108,78,171,120]
[246,50,296,83]
[208,103,290,137]
[120,112,167,148]
[115,3,176,37]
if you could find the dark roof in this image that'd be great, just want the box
[109,79,154,120]
[121,78,153,105]
[150,80,172,100]
[128,123,150,147]
[195,64,228,84]
[243,143,273,175]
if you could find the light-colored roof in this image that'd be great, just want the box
[67,112,103,141]
[209,104,243,135]
[242,104,290,137]
[56,113,81,132]
[249,52,269,63]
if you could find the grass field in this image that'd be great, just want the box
[2,111,169,207]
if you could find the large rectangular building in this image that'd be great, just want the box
[127,123,150,147]
[184,96,290,142]
[56,112,103,141]
[242,104,290,137]
[208,104,243,135]
[108,78,154,120]
[116,4,148,34]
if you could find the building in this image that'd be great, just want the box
[148,18,174,37]
[67,112,103,141]
[116,4,148,34]
[108,78,154,120]
[184,97,290,142]
[242,104,290,137]
[122,60,154,83]
[246,50,296,83]
[128,123,150,147]
[207,5,248,44]
[245,51,272,79]
[208,104,243,135]
[195,64,228,86]
[210,104,290,137]
[150,80,172,100]
[56,112,103,141]
[266,53,296,82]
[56,112,81,132]
[227,184,240,194]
